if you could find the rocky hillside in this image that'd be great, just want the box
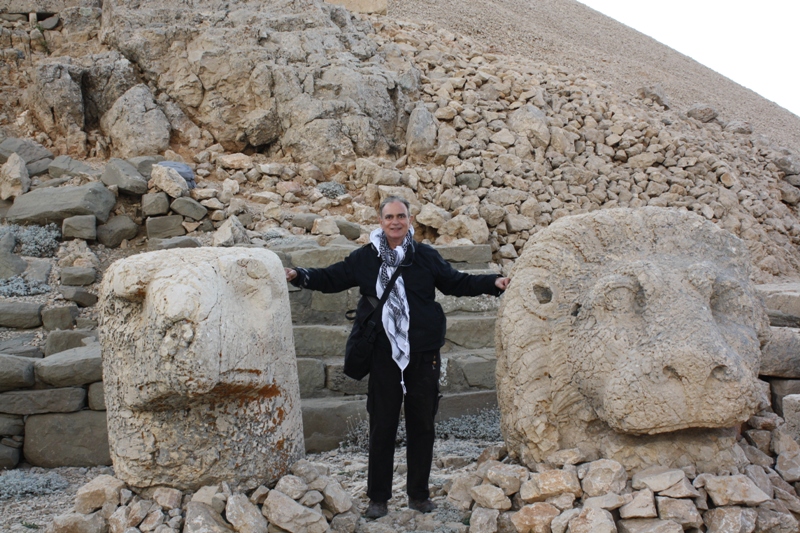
[389,0,800,154]
[2,0,800,285]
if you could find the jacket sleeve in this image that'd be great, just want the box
[289,248,362,293]
[429,249,502,297]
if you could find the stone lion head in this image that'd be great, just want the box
[496,208,769,472]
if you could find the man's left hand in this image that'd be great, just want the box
[495,277,511,291]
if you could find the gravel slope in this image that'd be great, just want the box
[389,0,800,154]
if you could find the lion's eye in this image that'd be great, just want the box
[711,278,752,324]
[532,284,552,304]
[602,279,646,313]
[605,286,635,311]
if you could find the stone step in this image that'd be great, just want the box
[301,389,498,453]
[443,315,496,350]
[293,325,349,358]
[288,271,501,326]
[441,347,497,392]
[297,346,500,399]
[292,314,496,359]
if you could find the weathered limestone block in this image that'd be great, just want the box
[99,248,304,491]
[496,208,768,473]
[6,182,116,225]
[24,410,111,467]
[761,327,800,378]
[35,344,102,387]
[0,353,35,391]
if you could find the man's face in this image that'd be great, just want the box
[380,201,411,247]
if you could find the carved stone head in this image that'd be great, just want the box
[99,248,303,490]
[496,208,769,472]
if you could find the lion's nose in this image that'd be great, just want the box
[660,341,742,387]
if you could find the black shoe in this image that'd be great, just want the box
[408,498,437,513]
[365,500,388,519]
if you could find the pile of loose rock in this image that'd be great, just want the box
[49,459,358,533]
[444,424,800,533]
[44,408,800,533]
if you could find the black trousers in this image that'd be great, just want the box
[366,335,441,502]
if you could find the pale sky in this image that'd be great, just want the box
[576,1,800,118]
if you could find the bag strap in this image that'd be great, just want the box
[345,266,403,321]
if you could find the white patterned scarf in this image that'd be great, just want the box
[369,227,413,392]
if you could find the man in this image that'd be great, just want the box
[285,196,510,518]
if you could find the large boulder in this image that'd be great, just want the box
[27,59,88,156]
[100,84,171,158]
[99,247,304,491]
[99,0,417,170]
[27,52,138,157]
[496,207,768,473]
[6,182,116,225]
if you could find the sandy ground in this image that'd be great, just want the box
[388,0,800,155]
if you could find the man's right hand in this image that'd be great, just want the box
[285,268,297,282]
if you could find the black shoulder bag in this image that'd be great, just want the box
[343,266,403,381]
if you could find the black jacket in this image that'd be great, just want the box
[292,241,502,352]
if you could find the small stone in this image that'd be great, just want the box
[274,475,308,500]
[632,467,686,493]
[655,496,702,529]
[510,502,560,533]
[583,492,629,510]
[486,463,529,496]
[225,494,268,533]
[578,458,627,497]
[620,489,657,519]
[74,474,126,514]
[519,470,582,502]
[703,506,758,533]
[322,479,352,514]
[703,474,770,506]
[249,485,269,505]
[152,487,183,511]
[566,507,616,533]
[469,507,500,533]
[470,484,512,510]
[658,477,700,499]
[777,450,800,482]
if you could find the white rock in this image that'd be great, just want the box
[510,502,560,533]
[225,494,268,533]
[470,484,512,510]
[579,458,627,497]
[620,489,657,519]
[0,153,30,200]
[322,480,352,514]
[468,507,500,533]
[149,164,189,199]
[566,507,616,533]
[74,475,126,514]
[703,474,771,506]
[263,489,328,533]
